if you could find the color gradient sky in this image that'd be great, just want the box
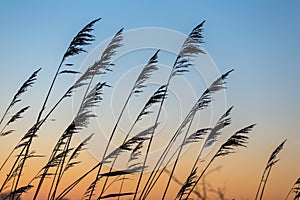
[0,1,299,200]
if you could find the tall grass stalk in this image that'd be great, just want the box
[6,19,100,200]
[117,141,144,200]
[0,106,30,137]
[142,128,209,199]
[56,124,157,200]
[134,20,206,200]
[140,70,233,199]
[0,17,99,197]
[0,18,274,200]
[0,68,41,173]
[49,83,107,200]
[161,114,195,199]
[162,69,233,198]
[183,124,255,199]
[161,106,232,199]
[33,27,123,199]
[255,139,286,200]
[163,105,232,198]
[285,177,300,200]
[50,27,123,200]
[0,68,41,126]
[94,84,166,199]
[97,50,160,198]
[176,106,234,199]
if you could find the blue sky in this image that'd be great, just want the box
[1,1,299,137]
[0,1,300,199]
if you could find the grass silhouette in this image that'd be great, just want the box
[0,18,297,200]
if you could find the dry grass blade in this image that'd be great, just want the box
[0,130,15,137]
[68,27,123,96]
[100,166,144,177]
[100,170,132,177]
[100,192,135,199]
[5,161,23,184]
[37,18,101,123]
[135,22,207,199]
[203,69,234,97]
[180,21,206,56]
[142,24,208,197]
[9,68,40,107]
[15,122,40,150]
[58,70,81,75]
[4,185,33,200]
[52,82,106,181]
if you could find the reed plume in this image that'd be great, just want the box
[135,21,206,200]
[0,106,29,137]
[176,107,233,200]
[0,68,41,125]
[285,177,300,200]
[3,19,101,199]
[33,82,108,200]
[95,84,166,199]
[81,124,157,200]
[183,124,255,200]
[255,139,287,200]
[140,70,233,199]
[92,50,159,199]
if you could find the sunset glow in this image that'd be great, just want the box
[0,1,299,200]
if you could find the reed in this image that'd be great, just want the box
[255,139,286,200]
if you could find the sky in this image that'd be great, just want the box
[0,1,300,200]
